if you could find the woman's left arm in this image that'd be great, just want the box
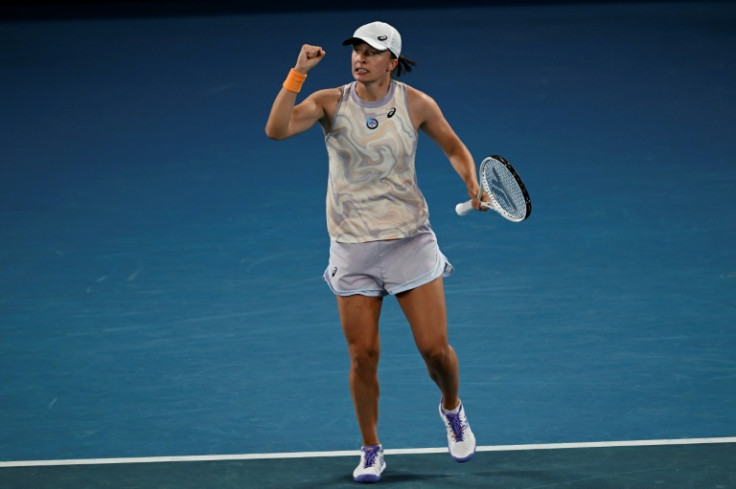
[409,87,484,208]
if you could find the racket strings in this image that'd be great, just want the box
[482,160,528,220]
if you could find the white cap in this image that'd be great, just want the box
[342,21,402,58]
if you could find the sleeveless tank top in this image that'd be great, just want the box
[324,80,428,243]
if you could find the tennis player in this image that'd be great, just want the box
[265,21,484,483]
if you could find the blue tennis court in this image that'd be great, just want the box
[1,1,734,487]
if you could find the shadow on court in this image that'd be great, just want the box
[2,443,734,489]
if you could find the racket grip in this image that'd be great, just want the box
[455,200,473,216]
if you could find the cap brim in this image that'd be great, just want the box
[342,37,388,52]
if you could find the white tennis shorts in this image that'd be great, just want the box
[323,222,454,297]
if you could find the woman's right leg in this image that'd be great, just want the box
[337,294,383,446]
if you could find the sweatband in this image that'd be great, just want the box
[283,68,307,93]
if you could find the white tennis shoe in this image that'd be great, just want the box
[353,444,386,483]
[439,401,476,462]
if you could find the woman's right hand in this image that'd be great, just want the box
[295,44,325,74]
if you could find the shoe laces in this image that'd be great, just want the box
[445,412,465,442]
[362,446,380,468]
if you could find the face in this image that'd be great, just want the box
[351,43,398,82]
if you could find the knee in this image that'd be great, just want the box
[350,346,380,375]
[420,343,452,368]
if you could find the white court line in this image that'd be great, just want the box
[1,437,734,468]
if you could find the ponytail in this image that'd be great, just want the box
[392,55,416,77]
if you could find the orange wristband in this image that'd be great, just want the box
[283,68,307,93]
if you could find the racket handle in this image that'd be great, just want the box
[455,200,473,216]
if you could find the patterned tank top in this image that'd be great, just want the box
[325,80,428,243]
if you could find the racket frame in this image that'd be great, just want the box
[455,155,532,222]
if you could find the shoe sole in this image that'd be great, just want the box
[353,461,386,483]
[451,450,476,463]
[354,474,382,483]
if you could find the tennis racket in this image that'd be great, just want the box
[455,155,532,221]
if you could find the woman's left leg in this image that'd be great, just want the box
[396,276,459,410]
[397,276,476,462]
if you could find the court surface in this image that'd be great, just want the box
[1,1,735,487]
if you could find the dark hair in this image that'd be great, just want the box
[392,55,416,78]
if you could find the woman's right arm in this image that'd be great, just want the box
[265,44,327,140]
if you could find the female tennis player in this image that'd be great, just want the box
[265,21,484,482]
